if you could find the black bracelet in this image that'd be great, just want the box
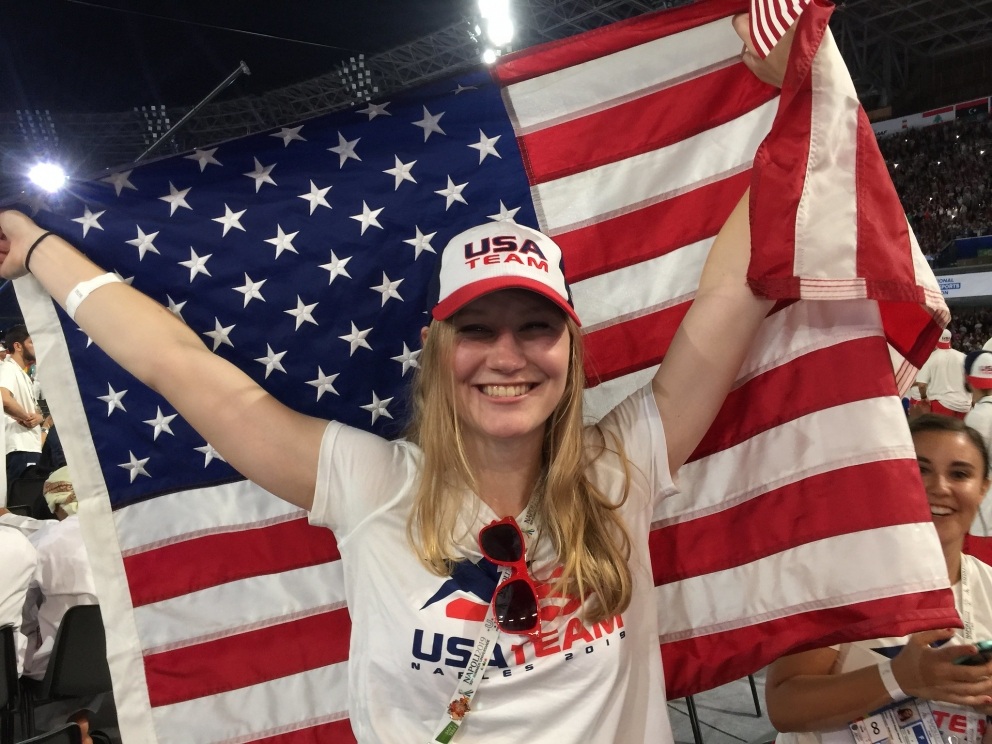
[24,231,54,275]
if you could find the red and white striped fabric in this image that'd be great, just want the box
[15,0,956,740]
[749,0,812,58]
[495,0,953,698]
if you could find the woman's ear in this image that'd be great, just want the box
[420,326,429,345]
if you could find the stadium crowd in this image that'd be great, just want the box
[879,113,992,263]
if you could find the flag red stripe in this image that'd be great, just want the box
[559,173,748,283]
[582,303,690,386]
[661,590,959,700]
[746,1,819,296]
[922,105,954,117]
[144,607,351,707]
[234,720,356,744]
[519,64,775,184]
[854,112,918,291]
[690,335,898,460]
[123,517,341,607]
[651,460,927,585]
[494,0,748,86]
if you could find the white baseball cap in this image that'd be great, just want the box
[937,329,952,348]
[983,337,992,352]
[969,351,992,390]
[426,222,580,325]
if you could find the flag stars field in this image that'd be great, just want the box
[264,225,300,257]
[72,206,105,237]
[413,106,445,140]
[143,407,177,440]
[118,452,151,483]
[340,322,373,355]
[101,169,136,195]
[179,248,212,282]
[329,131,361,167]
[306,367,340,401]
[213,204,247,235]
[97,384,127,416]
[403,226,436,258]
[286,297,319,329]
[298,181,332,214]
[271,126,306,147]
[204,318,236,351]
[185,148,222,172]
[361,392,393,424]
[126,227,160,259]
[159,183,192,215]
[319,251,352,283]
[244,158,277,192]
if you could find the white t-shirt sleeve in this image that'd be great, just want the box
[309,420,417,539]
[593,385,677,510]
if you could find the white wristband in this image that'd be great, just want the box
[65,273,122,321]
[877,659,909,702]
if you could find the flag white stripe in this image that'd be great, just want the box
[505,18,742,132]
[734,300,885,384]
[113,480,304,553]
[664,398,916,523]
[794,29,860,280]
[656,524,949,639]
[534,100,777,233]
[154,662,350,744]
[135,562,347,652]
[572,238,710,329]
[15,278,158,743]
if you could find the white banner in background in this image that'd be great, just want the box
[937,273,992,299]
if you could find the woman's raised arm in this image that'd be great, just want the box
[651,13,789,473]
[0,209,326,511]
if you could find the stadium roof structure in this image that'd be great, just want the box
[832,0,992,109]
[1,0,991,198]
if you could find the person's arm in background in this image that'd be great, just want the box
[767,632,992,733]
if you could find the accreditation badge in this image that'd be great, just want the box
[848,699,944,744]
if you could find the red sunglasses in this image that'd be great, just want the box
[478,517,540,634]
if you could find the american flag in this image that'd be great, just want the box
[14,0,956,741]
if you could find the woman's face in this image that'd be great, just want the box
[913,429,990,549]
[448,289,570,453]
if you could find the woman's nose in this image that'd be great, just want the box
[488,330,526,371]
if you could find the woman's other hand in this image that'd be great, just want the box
[732,12,795,88]
[892,629,992,707]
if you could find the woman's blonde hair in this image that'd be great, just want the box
[405,315,633,624]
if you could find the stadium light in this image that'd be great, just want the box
[482,48,498,65]
[27,162,66,193]
[478,0,514,47]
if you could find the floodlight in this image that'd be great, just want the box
[28,163,66,193]
[482,48,498,65]
[478,0,514,46]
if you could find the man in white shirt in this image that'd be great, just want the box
[914,329,971,418]
[0,324,43,487]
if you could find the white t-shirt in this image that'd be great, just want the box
[21,515,99,680]
[0,357,41,454]
[309,385,677,744]
[0,524,37,673]
[916,348,971,412]
[965,398,992,536]
[777,554,992,744]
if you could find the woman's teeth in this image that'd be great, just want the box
[482,384,530,397]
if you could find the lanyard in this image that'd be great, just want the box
[960,553,974,642]
[427,502,538,744]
